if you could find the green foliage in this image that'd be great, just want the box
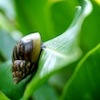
[0,0,100,100]
[0,91,10,100]
[61,44,100,100]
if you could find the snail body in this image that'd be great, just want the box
[12,33,41,84]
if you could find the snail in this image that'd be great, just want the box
[12,33,41,84]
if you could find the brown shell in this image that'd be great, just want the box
[12,60,34,84]
[12,33,41,84]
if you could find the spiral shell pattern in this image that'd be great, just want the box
[12,33,41,84]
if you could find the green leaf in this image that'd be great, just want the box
[22,0,92,99]
[80,0,100,52]
[94,0,100,5]
[0,91,10,100]
[0,61,32,100]
[0,30,16,60]
[33,83,58,100]
[14,0,78,40]
[61,43,100,100]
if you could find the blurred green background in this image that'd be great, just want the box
[0,0,100,100]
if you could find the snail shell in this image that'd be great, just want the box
[12,33,41,84]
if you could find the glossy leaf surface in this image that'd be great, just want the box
[23,0,92,99]
[61,44,100,100]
